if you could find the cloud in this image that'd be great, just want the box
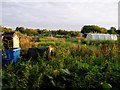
[2,0,119,3]
[0,2,2,25]
[1,0,119,30]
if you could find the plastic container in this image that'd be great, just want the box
[2,48,20,64]
[0,50,2,68]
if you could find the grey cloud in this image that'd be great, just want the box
[1,0,119,30]
[2,0,119,3]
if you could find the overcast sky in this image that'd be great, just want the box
[1,0,119,30]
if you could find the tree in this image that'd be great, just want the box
[116,30,120,35]
[100,27,107,33]
[0,26,12,32]
[81,25,105,34]
[69,31,80,37]
[110,27,116,31]
[37,29,49,34]
[107,27,117,34]
[25,28,38,36]
[15,27,25,34]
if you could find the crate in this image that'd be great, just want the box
[2,48,20,64]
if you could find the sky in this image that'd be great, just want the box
[1,0,120,30]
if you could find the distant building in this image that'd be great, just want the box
[48,32,55,37]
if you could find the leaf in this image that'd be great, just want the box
[61,69,71,75]
[51,80,56,86]
[101,82,112,90]
[47,75,53,80]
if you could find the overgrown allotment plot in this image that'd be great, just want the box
[2,36,120,90]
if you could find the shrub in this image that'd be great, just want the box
[38,42,56,46]
[2,36,120,89]
[89,40,118,46]
[80,38,90,45]
[70,45,94,58]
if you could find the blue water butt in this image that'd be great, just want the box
[2,48,21,64]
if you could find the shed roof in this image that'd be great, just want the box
[2,32,17,37]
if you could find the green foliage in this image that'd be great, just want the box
[107,27,117,34]
[80,39,118,46]
[0,26,12,32]
[101,82,112,90]
[80,38,90,45]
[55,29,80,37]
[15,27,25,33]
[2,42,120,89]
[15,26,80,37]
[116,30,120,35]
[37,29,49,34]
[117,36,120,43]
[15,27,39,36]
[2,28,120,89]
[81,25,107,34]
[0,38,2,49]
[38,42,57,46]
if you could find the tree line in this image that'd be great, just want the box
[0,26,80,37]
[81,25,120,34]
[0,25,120,37]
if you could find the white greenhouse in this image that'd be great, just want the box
[86,34,117,40]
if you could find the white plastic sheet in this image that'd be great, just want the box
[86,34,117,40]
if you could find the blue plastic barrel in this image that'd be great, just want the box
[2,48,20,64]
[0,50,2,68]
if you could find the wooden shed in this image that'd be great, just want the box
[2,32,20,49]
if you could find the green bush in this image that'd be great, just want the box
[89,40,118,46]
[117,36,120,43]
[2,38,120,89]
[38,42,57,46]
[80,38,90,45]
